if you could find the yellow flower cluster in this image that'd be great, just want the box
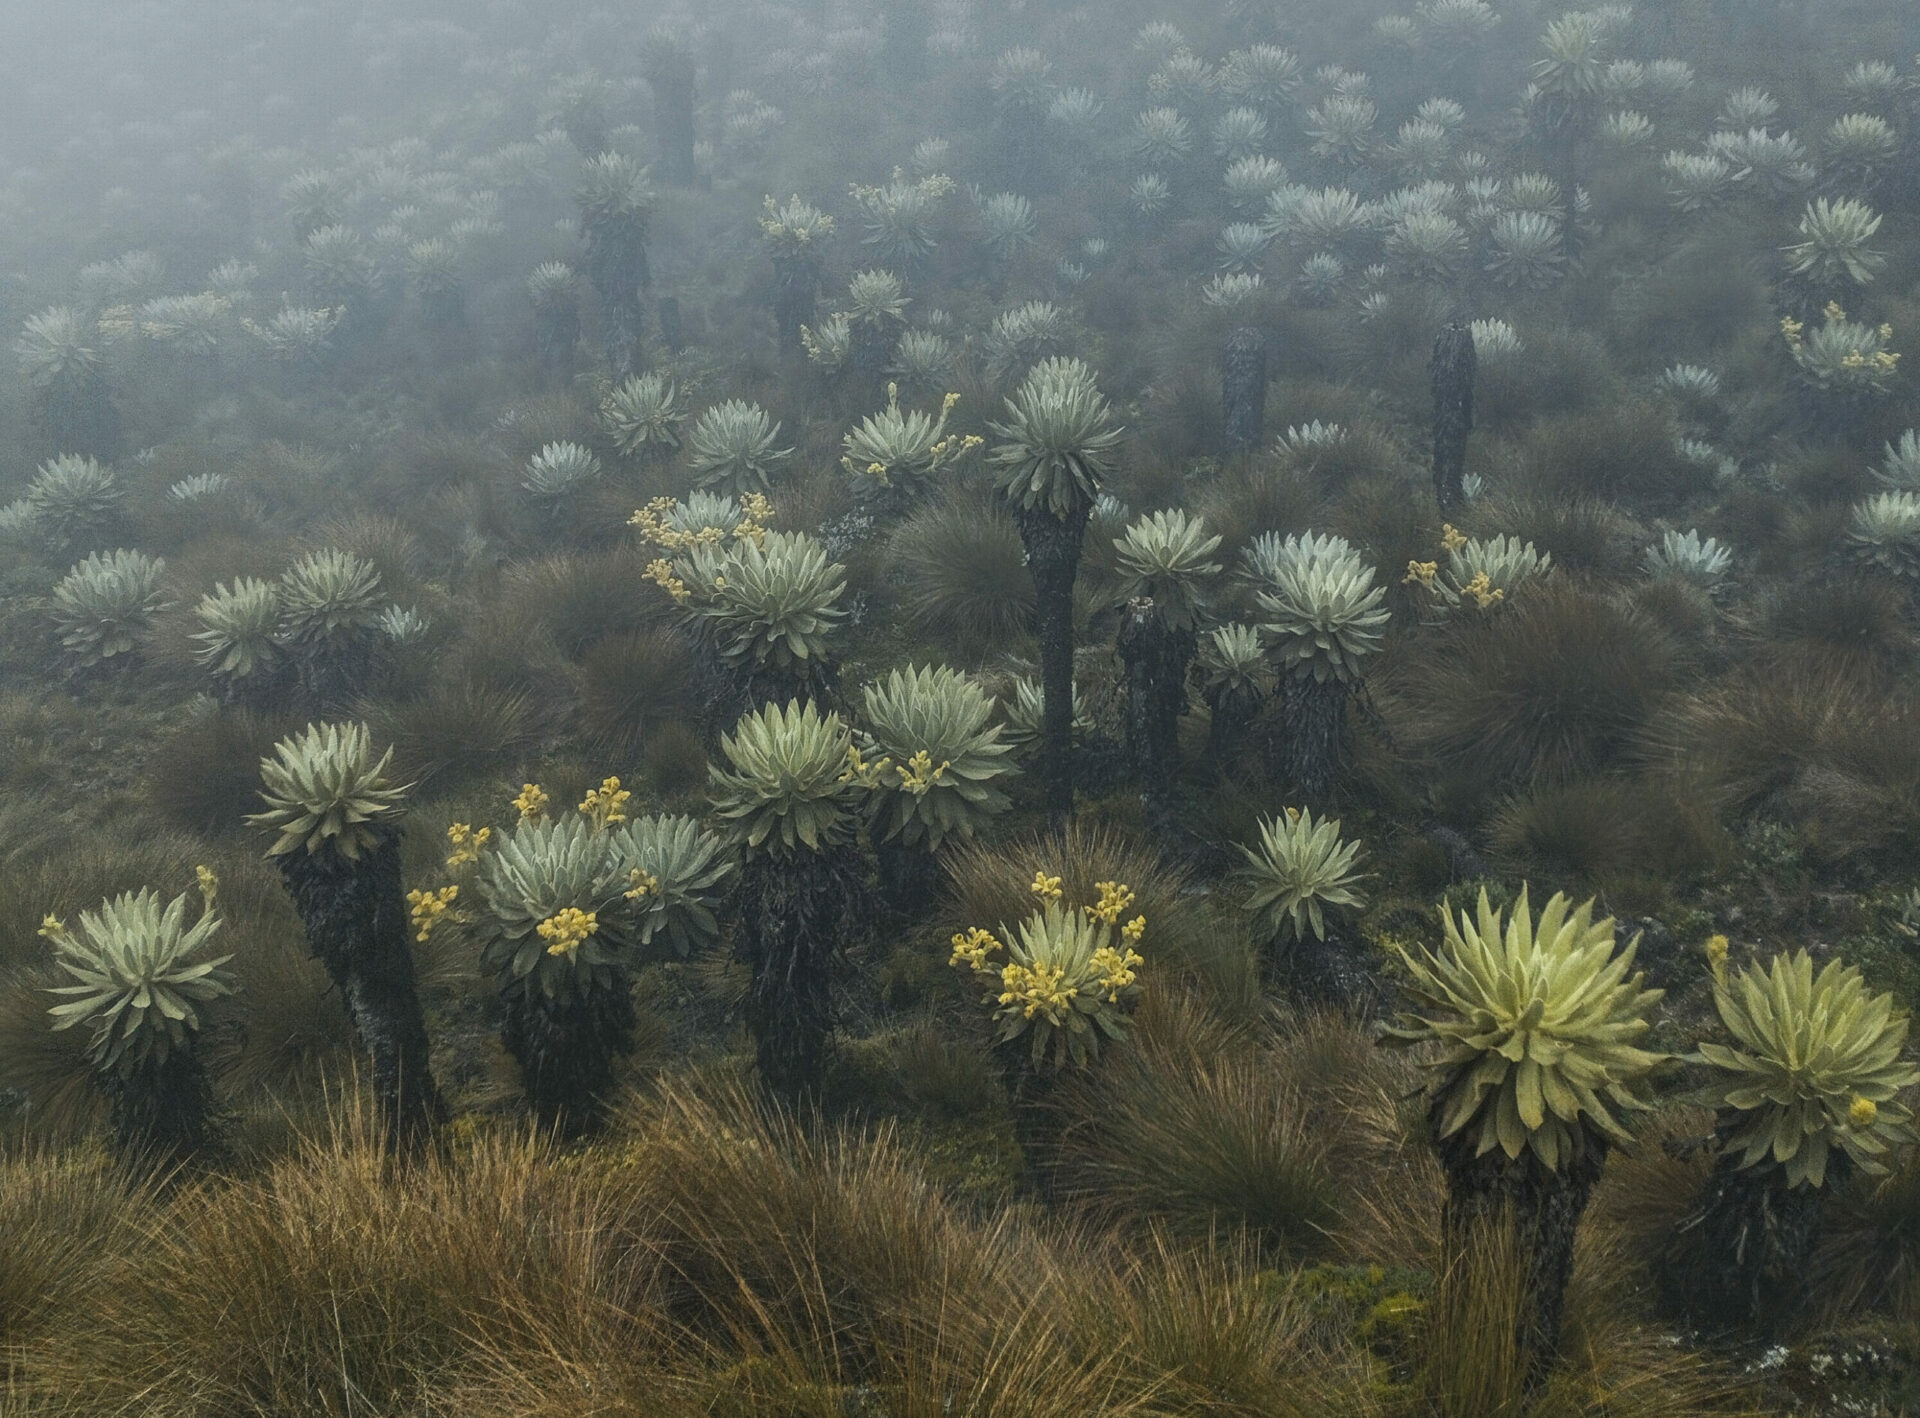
[1704,932,1729,980]
[839,743,894,788]
[644,557,690,604]
[37,914,72,949]
[950,926,1003,972]
[1440,523,1468,553]
[1826,301,1848,324]
[895,749,950,796]
[1781,315,1804,346]
[1459,570,1504,609]
[537,906,598,958]
[1850,1095,1880,1128]
[629,495,776,552]
[1030,871,1063,903]
[1085,880,1136,926]
[406,885,459,943]
[195,864,219,911]
[1841,348,1901,372]
[445,822,491,868]
[580,777,631,830]
[512,782,549,822]
[625,868,659,901]
[1403,560,1437,588]
[1091,943,1144,1001]
[758,195,835,244]
[999,959,1076,1022]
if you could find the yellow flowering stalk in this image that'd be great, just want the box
[624,868,659,901]
[1704,933,1729,981]
[194,865,219,912]
[1403,559,1438,588]
[512,783,549,822]
[951,876,1147,1070]
[1459,570,1504,609]
[536,906,599,958]
[445,822,491,868]
[407,885,459,943]
[840,382,983,495]
[579,777,631,830]
[895,749,949,796]
[1440,523,1468,553]
[1781,315,1804,345]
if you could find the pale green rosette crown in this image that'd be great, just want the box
[1237,807,1366,943]
[1695,951,1920,1189]
[1112,509,1223,629]
[45,888,235,1075]
[691,530,847,672]
[710,699,862,856]
[604,814,735,958]
[475,815,629,1000]
[1385,887,1665,1170]
[1254,533,1390,685]
[988,356,1124,518]
[857,665,1017,850]
[49,549,169,668]
[249,722,411,860]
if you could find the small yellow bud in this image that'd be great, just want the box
[1850,1096,1879,1128]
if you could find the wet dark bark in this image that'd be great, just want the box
[771,259,819,357]
[106,1049,214,1166]
[499,981,635,1136]
[874,834,942,916]
[533,292,580,381]
[582,217,650,379]
[1437,1113,1607,1383]
[273,834,442,1143]
[1222,326,1268,451]
[657,295,684,353]
[737,847,865,1102]
[1203,680,1264,766]
[1280,673,1347,806]
[1116,597,1193,838]
[1014,499,1093,824]
[1669,1151,1834,1338]
[651,73,697,186]
[1431,321,1476,514]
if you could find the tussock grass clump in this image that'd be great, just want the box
[1057,1011,1409,1260]
[1650,667,1920,859]
[883,492,1035,661]
[1388,581,1682,790]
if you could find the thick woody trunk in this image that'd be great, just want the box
[653,74,697,186]
[1222,326,1268,452]
[499,983,635,1136]
[772,259,818,357]
[737,847,864,1101]
[534,294,580,383]
[1431,321,1476,513]
[107,1050,214,1166]
[1437,1115,1606,1384]
[1280,673,1347,806]
[1116,597,1193,838]
[274,835,442,1143]
[1015,500,1092,824]
[1670,1151,1834,1338]
[583,221,649,379]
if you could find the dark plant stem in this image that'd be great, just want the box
[273,834,442,1144]
[533,294,579,382]
[1670,1151,1835,1338]
[499,981,635,1137]
[106,1050,214,1166]
[1280,673,1347,806]
[1222,326,1268,451]
[1203,682,1263,766]
[1431,321,1477,514]
[651,73,697,186]
[1116,597,1193,838]
[737,846,864,1101]
[1014,500,1092,825]
[1436,1116,1606,1385]
[771,258,818,357]
[583,218,650,379]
